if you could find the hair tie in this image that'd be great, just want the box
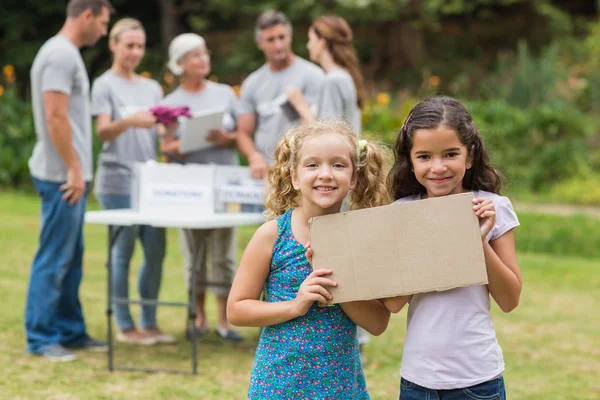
[357,139,368,156]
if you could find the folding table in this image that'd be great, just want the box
[84,209,264,374]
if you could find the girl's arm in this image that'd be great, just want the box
[381,295,411,314]
[304,246,390,335]
[339,300,390,336]
[474,198,522,313]
[485,231,522,313]
[227,220,337,327]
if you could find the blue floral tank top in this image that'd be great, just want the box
[248,209,369,399]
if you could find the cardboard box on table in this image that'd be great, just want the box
[131,161,266,215]
[309,193,488,305]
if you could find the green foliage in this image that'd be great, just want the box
[0,84,35,188]
[548,173,600,206]
[470,99,593,192]
[516,212,600,259]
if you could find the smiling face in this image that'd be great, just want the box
[291,132,356,213]
[410,125,472,198]
[179,46,211,79]
[110,29,145,71]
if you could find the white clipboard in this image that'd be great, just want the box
[179,109,225,154]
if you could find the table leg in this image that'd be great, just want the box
[189,235,206,375]
[106,225,123,372]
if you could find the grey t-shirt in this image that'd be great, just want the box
[91,70,163,195]
[318,67,361,136]
[162,81,243,165]
[29,35,92,182]
[240,56,324,163]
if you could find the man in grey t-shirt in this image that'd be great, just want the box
[25,0,113,362]
[237,10,324,178]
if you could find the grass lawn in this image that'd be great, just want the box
[0,191,598,399]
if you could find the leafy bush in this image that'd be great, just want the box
[0,74,35,188]
[548,173,600,206]
[469,99,593,192]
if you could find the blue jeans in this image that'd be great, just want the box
[400,377,506,400]
[96,194,166,331]
[25,178,90,354]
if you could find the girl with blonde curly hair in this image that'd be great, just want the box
[227,120,390,399]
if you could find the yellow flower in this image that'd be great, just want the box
[232,85,241,97]
[164,72,175,85]
[3,64,15,83]
[0,84,4,97]
[140,71,151,78]
[376,92,390,106]
[429,75,441,87]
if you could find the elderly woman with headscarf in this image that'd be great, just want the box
[160,33,246,342]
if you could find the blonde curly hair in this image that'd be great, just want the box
[264,120,390,220]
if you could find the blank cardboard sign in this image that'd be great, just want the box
[309,192,488,305]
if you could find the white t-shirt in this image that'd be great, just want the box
[395,190,520,390]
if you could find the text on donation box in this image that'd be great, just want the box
[141,183,213,212]
[218,185,263,205]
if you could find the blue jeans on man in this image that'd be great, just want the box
[25,178,92,355]
[96,194,166,332]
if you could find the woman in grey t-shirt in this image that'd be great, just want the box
[91,19,173,345]
[286,15,370,355]
[286,15,365,136]
[160,33,244,342]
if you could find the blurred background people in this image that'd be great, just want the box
[160,33,246,342]
[92,18,173,345]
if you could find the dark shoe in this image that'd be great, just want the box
[40,345,77,362]
[216,327,243,342]
[185,324,209,340]
[66,336,108,352]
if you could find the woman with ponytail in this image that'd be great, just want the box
[227,120,390,399]
[286,15,365,134]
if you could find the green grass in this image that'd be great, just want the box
[0,192,599,399]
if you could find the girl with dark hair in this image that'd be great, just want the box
[384,96,522,400]
[286,15,365,134]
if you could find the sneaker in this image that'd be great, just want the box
[40,345,77,362]
[64,336,108,352]
[141,328,176,344]
[216,327,243,342]
[116,330,157,346]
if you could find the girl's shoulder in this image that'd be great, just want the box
[472,190,515,212]
[474,191,520,241]
[252,218,279,249]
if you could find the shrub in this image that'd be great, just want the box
[469,99,593,192]
[0,71,36,188]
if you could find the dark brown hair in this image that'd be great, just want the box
[388,96,502,200]
[312,15,366,109]
[67,0,114,17]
